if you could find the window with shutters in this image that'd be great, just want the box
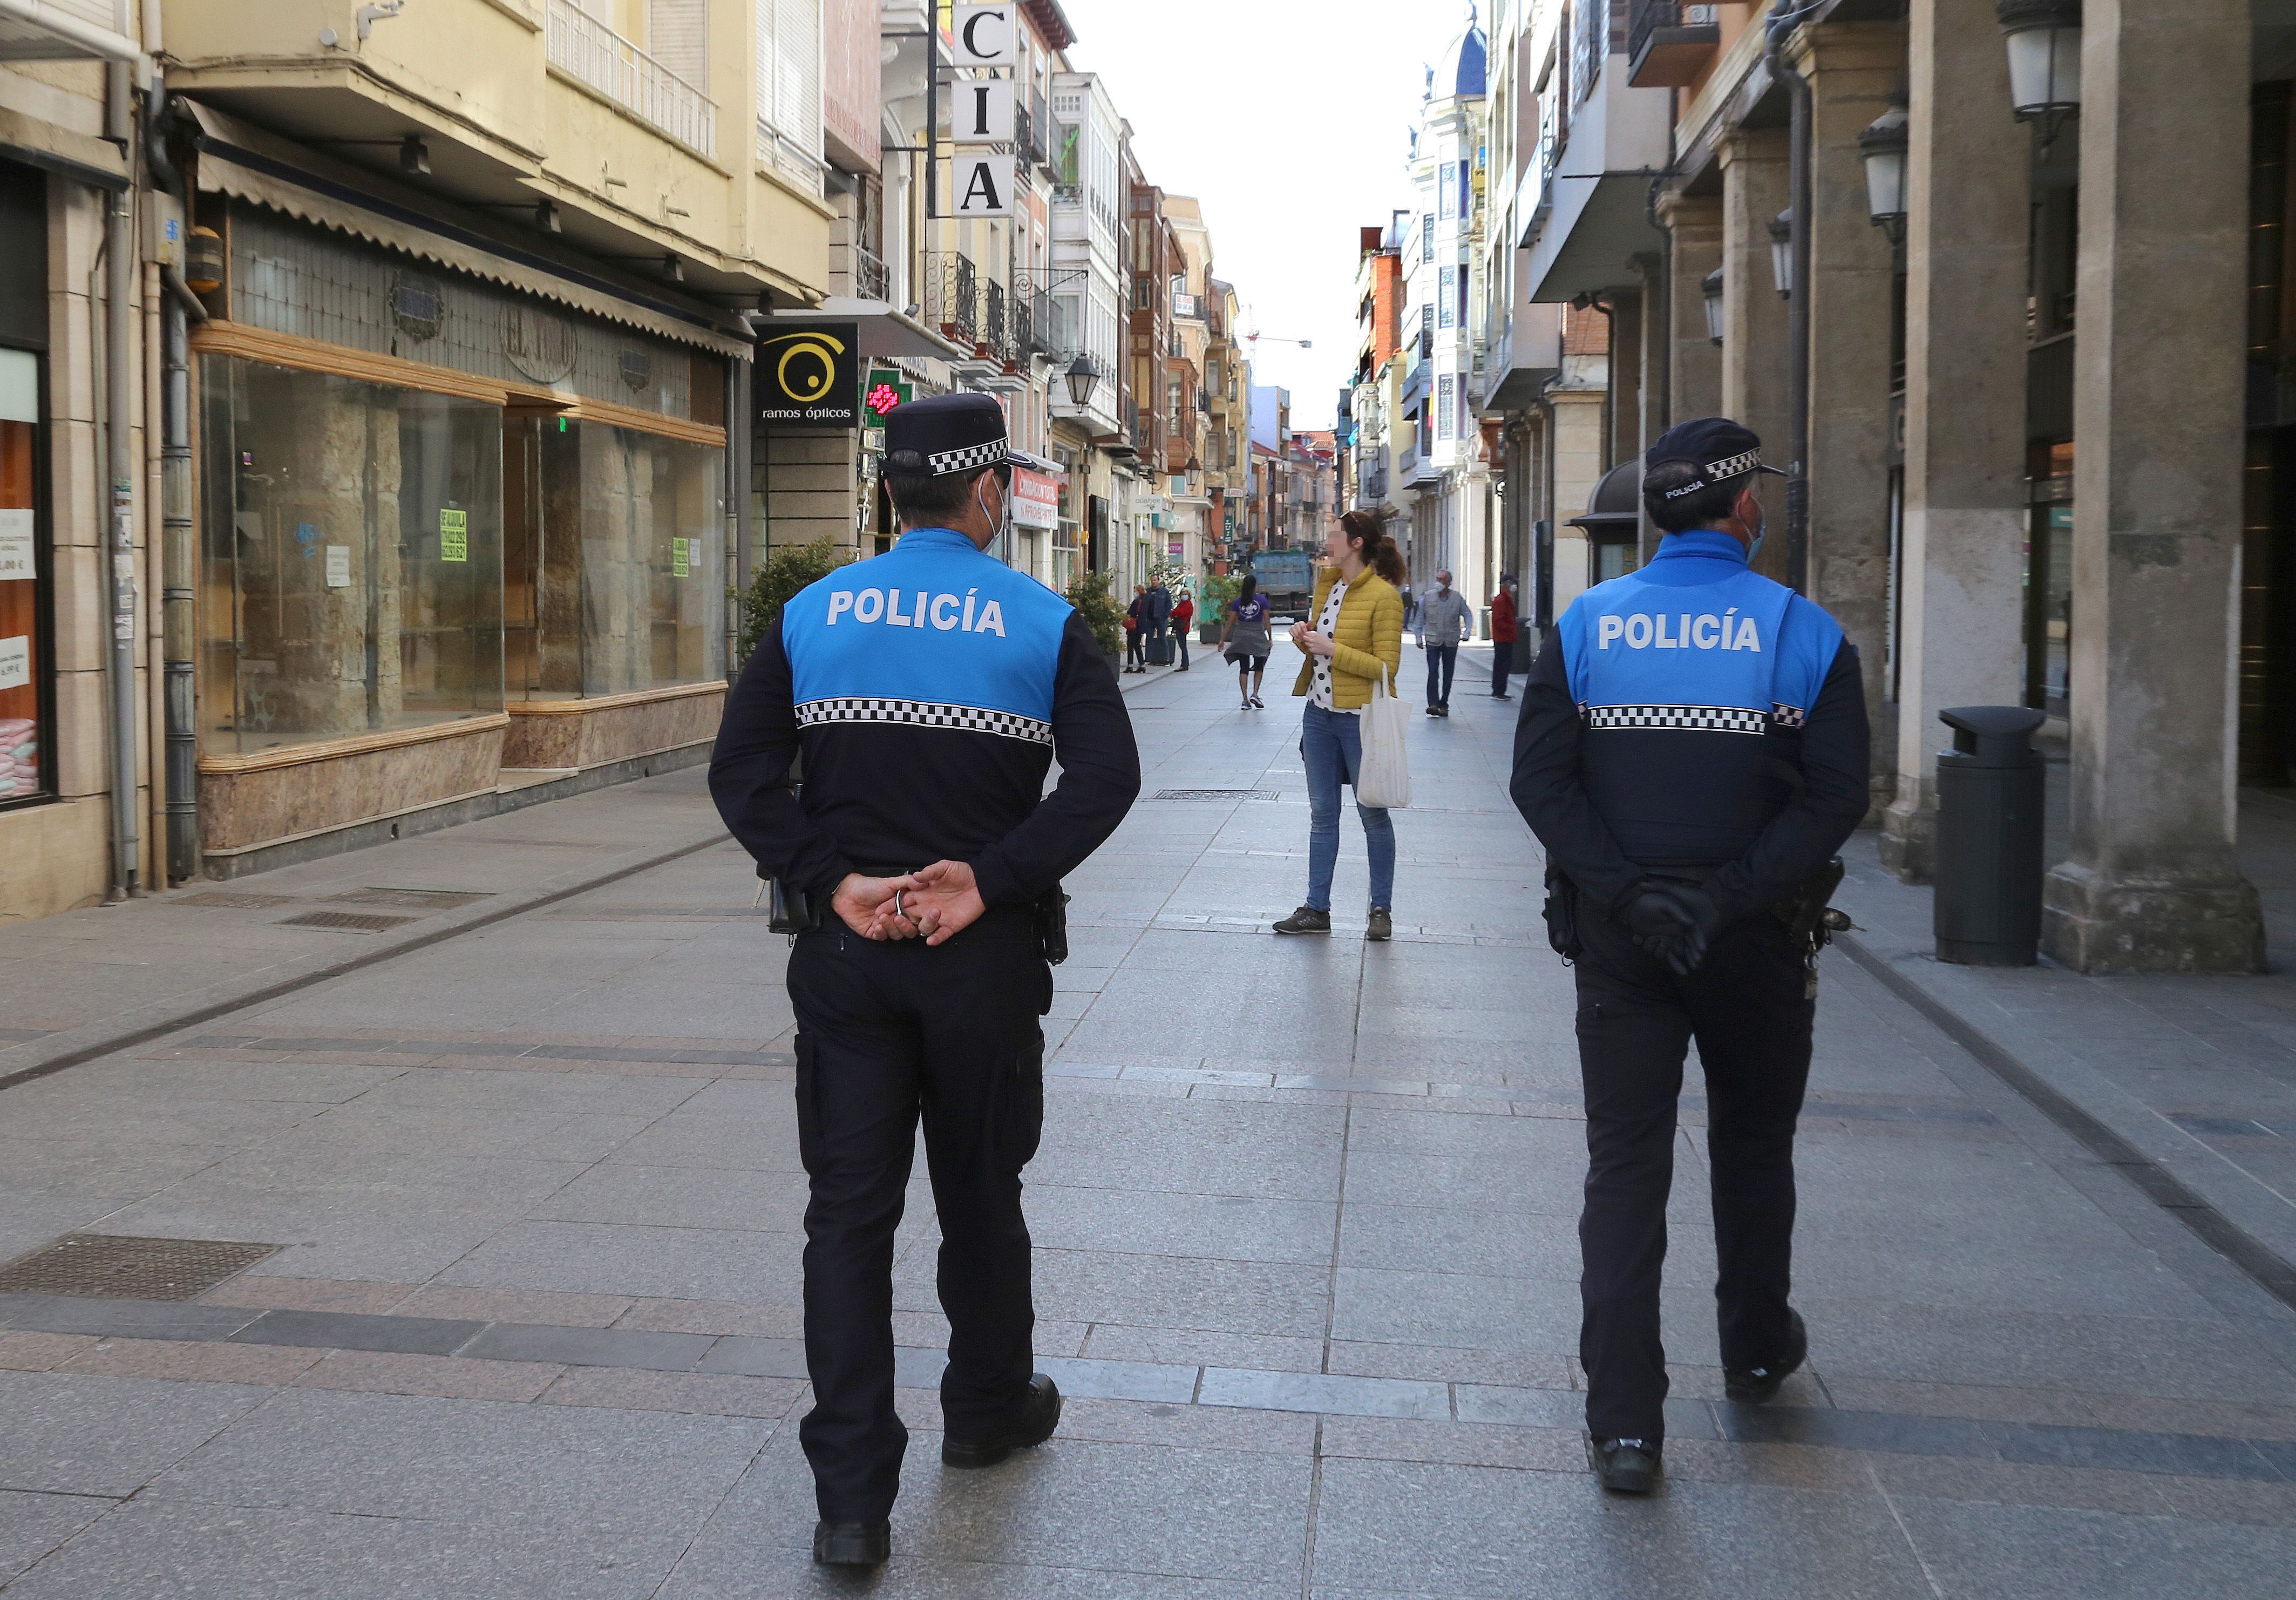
[1439,267,1456,330]
[756,0,825,197]
[1437,375,1455,440]
[647,0,708,91]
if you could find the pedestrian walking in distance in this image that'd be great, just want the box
[1223,574,1274,709]
[1490,573,1519,701]
[1417,568,1472,717]
[1274,509,1407,942]
[1509,418,1870,1496]
[1171,587,1194,671]
[710,393,1142,1568]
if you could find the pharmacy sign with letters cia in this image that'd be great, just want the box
[757,323,858,428]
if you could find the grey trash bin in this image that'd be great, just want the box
[1933,705,2046,966]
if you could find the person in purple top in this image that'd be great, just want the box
[1221,575,1275,708]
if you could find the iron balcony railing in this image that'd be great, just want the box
[1628,2,1722,66]
[983,279,1009,364]
[854,245,888,301]
[546,0,716,158]
[1015,104,1049,171]
[926,253,979,346]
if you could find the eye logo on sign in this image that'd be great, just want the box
[756,323,859,429]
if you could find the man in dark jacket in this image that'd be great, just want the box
[1509,418,1869,1496]
[711,394,1141,1567]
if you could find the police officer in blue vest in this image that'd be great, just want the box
[1510,418,1870,1495]
[710,393,1140,1567]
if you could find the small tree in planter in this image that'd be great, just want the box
[1065,570,1126,669]
[1198,573,1242,642]
[732,538,852,667]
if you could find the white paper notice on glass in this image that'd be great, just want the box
[325,545,351,588]
[0,509,32,581]
[0,635,28,692]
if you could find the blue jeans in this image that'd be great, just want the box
[1425,645,1458,707]
[1302,702,1396,913]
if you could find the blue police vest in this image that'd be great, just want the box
[1554,529,1844,865]
[781,525,1071,747]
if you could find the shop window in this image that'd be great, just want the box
[0,348,44,804]
[200,358,505,754]
[505,417,725,699]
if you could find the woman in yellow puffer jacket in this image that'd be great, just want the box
[1274,510,1407,941]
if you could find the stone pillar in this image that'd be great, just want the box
[1662,192,1724,425]
[1793,19,1908,816]
[1719,128,1791,584]
[1607,284,1643,470]
[1548,387,1607,616]
[1879,0,2033,880]
[2043,0,2262,972]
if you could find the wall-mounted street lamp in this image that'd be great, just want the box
[1996,0,2082,145]
[1768,209,1795,300]
[1702,268,1725,344]
[1859,94,1910,245]
[1065,354,1099,408]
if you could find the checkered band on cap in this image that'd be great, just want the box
[797,695,1052,747]
[1704,449,1763,480]
[927,437,1011,477]
[1583,704,1770,736]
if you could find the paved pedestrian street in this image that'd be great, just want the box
[2,647,2294,1598]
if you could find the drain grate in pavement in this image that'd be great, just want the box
[327,887,495,910]
[0,1234,281,1300]
[1152,789,1279,802]
[278,910,421,934]
[172,891,295,910]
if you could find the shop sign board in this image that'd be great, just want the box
[758,323,859,428]
[951,4,1016,66]
[952,154,1013,218]
[1011,465,1062,531]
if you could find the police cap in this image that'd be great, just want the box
[1643,417,1788,503]
[880,392,1034,479]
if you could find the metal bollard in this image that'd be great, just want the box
[1933,706,2047,966]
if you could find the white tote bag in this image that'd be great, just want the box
[1355,665,1412,809]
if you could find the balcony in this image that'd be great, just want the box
[926,252,980,346]
[853,245,889,300]
[1627,2,1723,90]
[1015,104,1049,172]
[983,279,1010,367]
[1516,35,1671,302]
[547,0,716,158]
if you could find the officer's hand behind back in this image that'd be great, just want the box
[1621,882,1726,977]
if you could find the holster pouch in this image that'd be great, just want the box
[765,871,820,935]
[1035,886,1071,967]
[1542,862,1582,961]
[1770,856,1847,950]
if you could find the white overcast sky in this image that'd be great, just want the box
[1056,0,1480,431]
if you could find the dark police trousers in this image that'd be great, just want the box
[787,910,1050,1521]
[1572,893,1812,1444]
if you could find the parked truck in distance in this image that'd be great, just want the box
[1250,550,1314,620]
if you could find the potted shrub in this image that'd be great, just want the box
[732,537,853,666]
[1065,570,1126,674]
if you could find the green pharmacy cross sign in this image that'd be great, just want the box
[863,370,913,429]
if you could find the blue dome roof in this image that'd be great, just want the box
[1436,12,1487,99]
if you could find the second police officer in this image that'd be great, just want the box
[1510,418,1870,1495]
[710,394,1141,1567]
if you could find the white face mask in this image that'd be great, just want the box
[976,472,1012,548]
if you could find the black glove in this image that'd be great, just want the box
[1620,882,1727,977]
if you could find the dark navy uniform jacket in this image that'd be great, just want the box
[711,526,1141,909]
[1511,528,1870,925]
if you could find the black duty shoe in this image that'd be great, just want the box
[1723,1310,1809,1404]
[1273,905,1332,935]
[812,1520,891,1567]
[1588,1437,1661,1495]
[1365,907,1392,943]
[943,1374,1062,1467]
